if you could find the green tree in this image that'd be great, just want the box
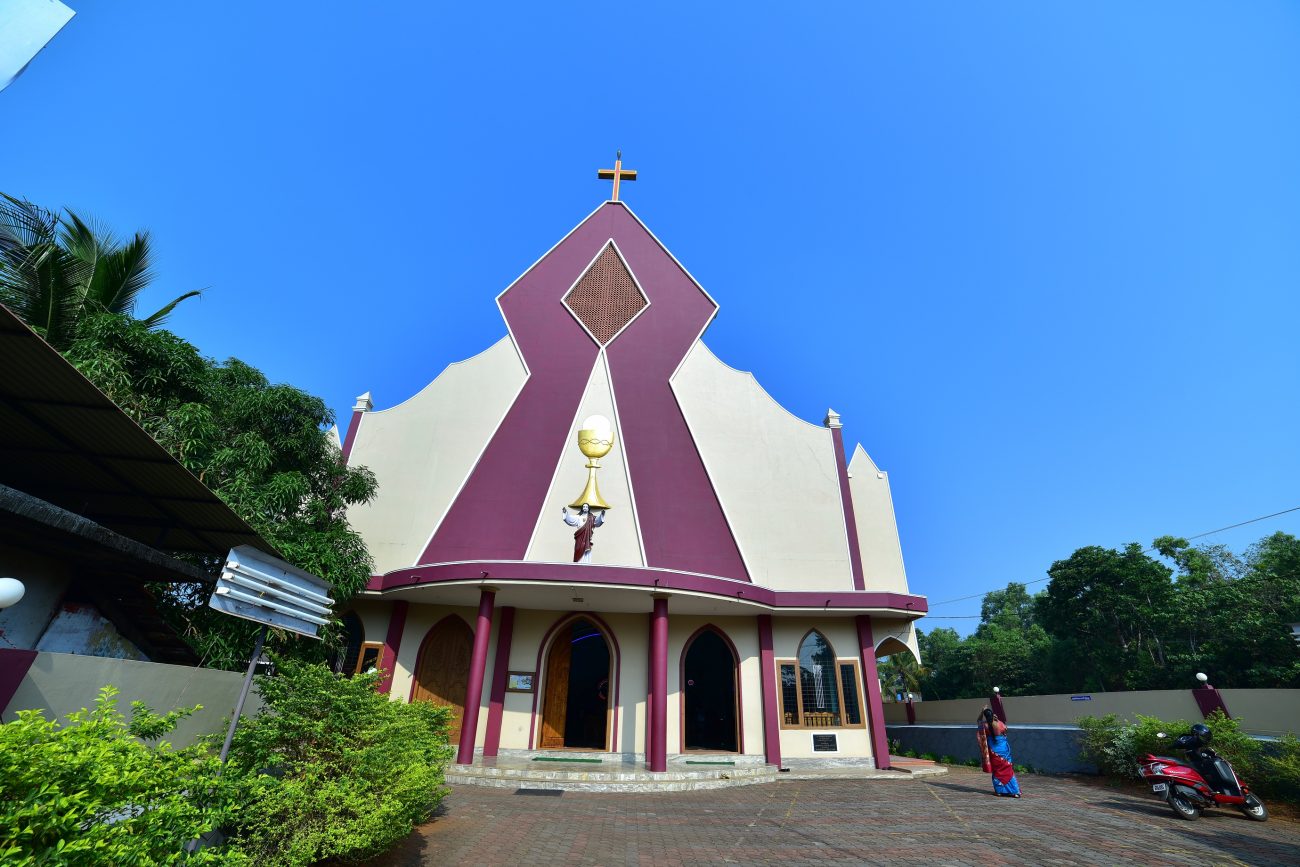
[1036,544,1176,690]
[879,651,927,700]
[63,312,377,668]
[0,194,200,349]
[916,627,975,699]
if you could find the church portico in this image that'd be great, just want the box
[338,170,928,784]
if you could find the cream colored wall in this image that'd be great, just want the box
[770,616,875,760]
[1218,690,1300,737]
[523,356,645,567]
[345,337,527,574]
[672,342,854,591]
[846,445,910,594]
[901,691,1205,725]
[3,653,258,748]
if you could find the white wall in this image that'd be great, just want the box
[523,356,645,567]
[847,445,910,594]
[3,653,258,748]
[673,342,855,591]
[345,337,527,574]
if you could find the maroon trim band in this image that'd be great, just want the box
[368,561,927,614]
[0,649,37,714]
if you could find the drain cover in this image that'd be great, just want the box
[515,788,563,797]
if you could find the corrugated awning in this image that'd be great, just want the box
[0,304,275,557]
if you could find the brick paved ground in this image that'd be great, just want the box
[366,766,1300,866]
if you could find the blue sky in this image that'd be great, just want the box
[5,2,1299,633]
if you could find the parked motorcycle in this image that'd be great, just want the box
[1137,723,1267,822]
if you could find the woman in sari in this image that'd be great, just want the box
[976,707,1021,797]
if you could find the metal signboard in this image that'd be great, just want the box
[209,545,333,639]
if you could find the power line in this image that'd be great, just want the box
[927,504,1300,609]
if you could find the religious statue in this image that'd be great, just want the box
[562,414,615,563]
[562,504,605,563]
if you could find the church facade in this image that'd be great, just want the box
[340,197,926,771]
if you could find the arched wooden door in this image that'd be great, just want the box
[539,618,612,750]
[411,616,473,740]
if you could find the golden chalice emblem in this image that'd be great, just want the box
[570,415,614,510]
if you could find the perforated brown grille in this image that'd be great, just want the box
[564,244,646,344]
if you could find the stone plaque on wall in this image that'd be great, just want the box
[812,734,838,752]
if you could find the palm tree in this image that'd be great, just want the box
[880,651,930,700]
[0,194,200,349]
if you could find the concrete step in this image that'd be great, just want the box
[446,761,780,793]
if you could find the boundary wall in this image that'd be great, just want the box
[2,650,258,748]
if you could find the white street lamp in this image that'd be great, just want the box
[0,577,25,609]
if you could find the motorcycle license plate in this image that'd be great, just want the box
[1151,783,1168,794]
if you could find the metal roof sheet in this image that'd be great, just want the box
[0,304,275,557]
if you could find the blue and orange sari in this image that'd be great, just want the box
[976,720,1021,796]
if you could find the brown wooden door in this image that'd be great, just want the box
[411,617,473,740]
[539,631,572,749]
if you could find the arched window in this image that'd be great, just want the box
[776,630,866,729]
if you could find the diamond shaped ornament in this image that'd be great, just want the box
[563,244,647,344]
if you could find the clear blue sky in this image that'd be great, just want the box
[5,3,1299,633]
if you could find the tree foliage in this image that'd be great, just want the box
[0,194,199,350]
[895,533,1300,699]
[63,312,377,668]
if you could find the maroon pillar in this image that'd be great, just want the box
[376,601,409,696]
[855,615,892,771]
[482,606,515,758]
[990,690,1008,723]
[757,614,782,768]
[1193,681,1232,719]
[645,613,656,763]
[649,595,669,772]
[456,588,497,765]
[905,698,916,725]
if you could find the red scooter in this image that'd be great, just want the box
[1137,724,1267,822]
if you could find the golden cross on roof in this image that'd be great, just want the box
[597,150,637,201]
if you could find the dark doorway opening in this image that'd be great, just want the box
[540,619,611,750]
[683,628,739,752]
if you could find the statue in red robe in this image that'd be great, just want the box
[562,504,604,563]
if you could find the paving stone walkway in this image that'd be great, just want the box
[367,766,1300,866]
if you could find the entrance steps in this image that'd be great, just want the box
[445,755,779,793]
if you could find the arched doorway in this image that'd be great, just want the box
[539,618,612,750]
[682,627,740,752]
[411,616,473,740]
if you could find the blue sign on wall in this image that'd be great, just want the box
[1070,695,1092,701]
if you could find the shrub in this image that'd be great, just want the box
[921,752,938,761]
[0,687,240,866]
[939,755,957,765]
[223,658,451,866]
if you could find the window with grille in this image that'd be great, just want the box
[775,631,867,730]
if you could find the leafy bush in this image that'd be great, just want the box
[939,755,957,765]
[921,752,938,761]
[0,687,240,866]
[223,658,451,865]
